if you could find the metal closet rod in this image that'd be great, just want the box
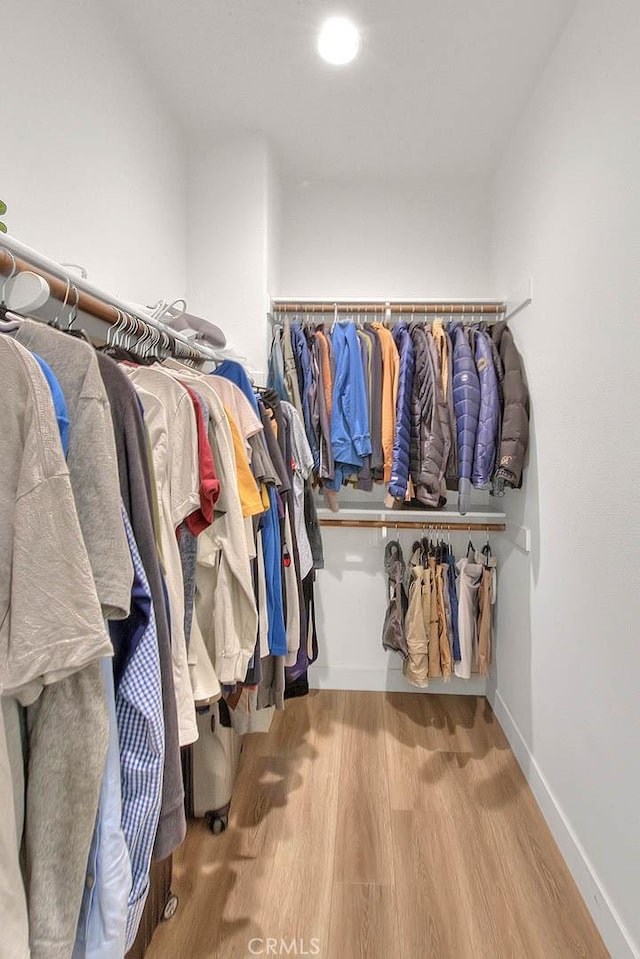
[319,519,506,532]
[271,300,506,316]
[0,236,217,362]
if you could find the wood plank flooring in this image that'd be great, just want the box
[146,691,610,959]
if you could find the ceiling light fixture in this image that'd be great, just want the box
[317,16,361,66]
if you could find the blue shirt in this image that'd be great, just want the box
[213,359,260,414]
[33,352,70,456]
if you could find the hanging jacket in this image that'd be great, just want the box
[491,320,529,494]
[446,551,461,662]
[451,324,481,513]
[381,540,409,659]
[444,329,459,491]
[290,322,320,472]
[281,316,304,421]
[388,324,415,502]
[310,332,334,480]
[409,327,449,508]
[370,323,399,483]
[329,323,372,471]
[267,329,287,402]
[472,329,500,488]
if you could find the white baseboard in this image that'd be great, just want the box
[309,665,487,696]
[486,684,638,959]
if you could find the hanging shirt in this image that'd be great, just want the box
[13,318,133,620]
[213,358,259,411]
[0,706,30,959]
[223,404,264,519]
[126,366,201,747]
[207,371,263,451]
[96,352,185,862]
[179,384,220,535]
[159,366,258,686]
[32,352,70,456]
[281,402,314,580]
[73,658,131,959]
[0,337,114,959]
[115,510,164,951]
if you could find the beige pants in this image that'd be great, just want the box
[477,567,493,676]
[403,567,430,687]
[437,564,452,679]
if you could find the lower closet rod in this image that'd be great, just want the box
[319,520,506,532]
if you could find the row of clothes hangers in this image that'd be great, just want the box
[273,307,504,335]
[390,523,494,567]
[0,250,205,364]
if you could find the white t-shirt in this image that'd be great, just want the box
[164,360,263,455]
[126,367,201,746]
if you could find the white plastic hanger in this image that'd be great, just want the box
[1,249,51,314]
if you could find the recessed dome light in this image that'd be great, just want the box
[317,16,361,66]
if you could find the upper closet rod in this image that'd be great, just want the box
[271,300,506,318]
[0,235,217,362]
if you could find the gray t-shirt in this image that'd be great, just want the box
[0,337,111,959]
[13,320,133,620]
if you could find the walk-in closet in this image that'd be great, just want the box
[2,1,639,958]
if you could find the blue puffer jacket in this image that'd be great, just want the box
[389,324,415,501]
[472,329,500,488]
[452,324,480,513]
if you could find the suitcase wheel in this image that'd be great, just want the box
[205,811,228,834]
[162,893,179,922]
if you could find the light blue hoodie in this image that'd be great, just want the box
[327,323,372,487]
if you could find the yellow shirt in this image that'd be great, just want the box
[224,404,264,518]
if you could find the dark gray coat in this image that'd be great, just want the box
[491,320,529,493]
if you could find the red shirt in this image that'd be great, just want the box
[180,383,220,536]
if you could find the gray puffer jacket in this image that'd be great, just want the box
[491,321,529,493]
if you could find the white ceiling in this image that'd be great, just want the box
[107,0,577,179]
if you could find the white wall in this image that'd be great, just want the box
[186,133,278,375]
[1,0,187,303]
[490,1,640,955]
[276,175,497,695]
[278,177,494,298]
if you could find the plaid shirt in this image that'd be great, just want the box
[116,508,165,950]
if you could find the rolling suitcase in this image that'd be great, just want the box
[192,699,242,833]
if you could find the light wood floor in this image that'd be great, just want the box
[146,691,610,959]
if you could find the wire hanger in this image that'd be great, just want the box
[50,275,72,330]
